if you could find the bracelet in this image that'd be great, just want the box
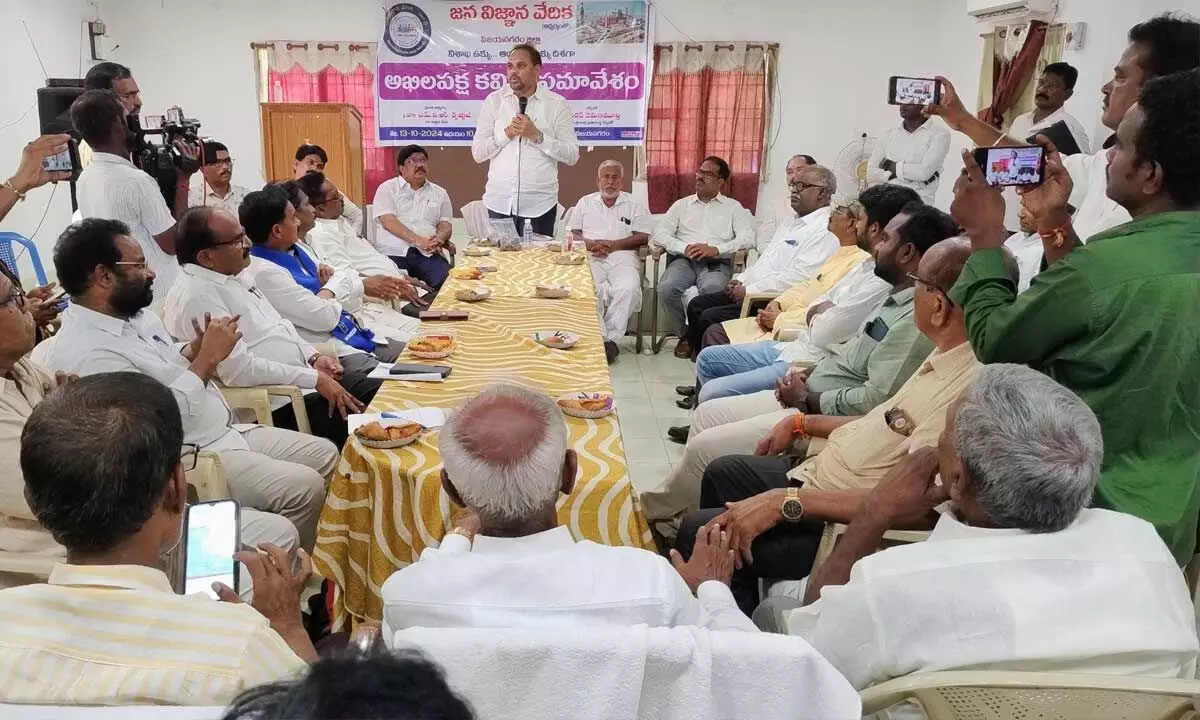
[2,179,26,202]
[1037,216,1072,249]
[792,412,808,440]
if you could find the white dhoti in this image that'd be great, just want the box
[590,249,643,343]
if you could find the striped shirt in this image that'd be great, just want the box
[0,564,307,706]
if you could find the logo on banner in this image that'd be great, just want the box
[384,3,432,57]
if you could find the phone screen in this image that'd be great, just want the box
[890,77,939,105]
[978,145,1046,187]
[183,500,240,598]
[41,148,73,173]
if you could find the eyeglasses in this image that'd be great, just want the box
[207,158,234,167]
[792,182,827,192]
[906,272,955,308]
[116,89,141,101]
[212,234,249,248]
[0,284,26,310]
[318,194,344,206]
[832,204,862,218]
[696,170,720,179]
[180,443,199,471]
[114,260,148,269]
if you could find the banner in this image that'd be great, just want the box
[376,1,653,145]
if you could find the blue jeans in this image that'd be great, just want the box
[695,341,790,404]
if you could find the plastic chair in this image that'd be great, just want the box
[0,551,58,581]
[859,671,1200,719]
[648,246,749,353]
[0,232,48,286]
[810,521,930,573]
[188,450,231,501]
[216,383,312,435]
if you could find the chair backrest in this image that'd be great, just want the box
[0,232,48,286]
[859,671,1200,720]
[362,203,376,244]
[459,201,489,239]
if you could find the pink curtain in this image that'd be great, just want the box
[978,21,1049,128]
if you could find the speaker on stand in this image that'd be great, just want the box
[36,79,85,213]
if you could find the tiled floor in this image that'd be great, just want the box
[608,336,693,496]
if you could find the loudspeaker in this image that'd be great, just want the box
[37,79,85,137]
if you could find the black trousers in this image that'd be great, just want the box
[272,353,383,450]
[685,291,742,353]
[488,205,557,238]
[675,455,825,615]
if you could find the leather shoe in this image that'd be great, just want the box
[675,385,697,397]
[673,339,692,359]
[667,425,690,444]
[675,396,695,410]
[604,340,619,365]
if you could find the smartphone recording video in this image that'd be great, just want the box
[888,76,941,106]
[182,500,240,599]
[973,145,1046,187]
[41,148,73,173]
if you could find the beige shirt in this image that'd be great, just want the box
[790,341,979,491]
[0,359,62,558]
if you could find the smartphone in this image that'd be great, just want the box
[888,76,941,106]
[972,145,1046,187]
[40,138,80,181]
[389,362,452,378]
[181,499,240,599]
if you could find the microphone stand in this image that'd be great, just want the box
[516,95,527,237]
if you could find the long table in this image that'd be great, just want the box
[312,247,655,625]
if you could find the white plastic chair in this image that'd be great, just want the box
[859,671,1200,719]
[216,383,312,435]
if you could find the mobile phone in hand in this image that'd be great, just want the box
[888,76,941,106]
[972,145,1046,187]
[181,500,241,598]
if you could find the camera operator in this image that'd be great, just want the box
[70,90,198,306]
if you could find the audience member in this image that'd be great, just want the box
[166,206,377,449]
[83,61,142,115]
[0,259,61,346]
[772,365,1199,697]
[381,383,757,633]
[951,66,1200,563]
[43,219,335,551]
[567,159,652,364]
[1001,205,1043,292]
[294,144,363,231]
[754,154,817,251]
[1007,62,1091,152]
[682,165,838,360]
[237,187,401,362]
[0,372,315,706]
[190,141,249,214]
[0,134,72,224]
[71,89,197,306]
[867,104,951,204]
[652,156,755,358]
[223,649,474,720]
[373,145,455,290]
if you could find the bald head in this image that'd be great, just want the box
[917,237,971,294]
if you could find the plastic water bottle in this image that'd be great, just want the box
[522,218,533,245]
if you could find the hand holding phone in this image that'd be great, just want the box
[889,76,941,106]
[971,145,1046,187]
[181,500,241,598]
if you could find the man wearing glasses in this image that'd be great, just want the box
[189,141,248,214]
[372,145,455,290]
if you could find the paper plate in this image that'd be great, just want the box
[455,285,492,302]
[409,332,456,359]
[535,284,572,299]
[531,330,580,349]
[556,392,615,419]
[464,246,492,257]
[553,253,586,266]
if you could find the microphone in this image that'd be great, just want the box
[516,95,527,230]
[518,96,528,115]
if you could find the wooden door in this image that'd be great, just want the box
[260,103,365,205]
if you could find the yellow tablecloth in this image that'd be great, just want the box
[312,248,655,625]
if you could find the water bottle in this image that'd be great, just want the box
[522,218,533,244]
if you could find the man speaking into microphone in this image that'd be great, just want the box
[472,44,579,237]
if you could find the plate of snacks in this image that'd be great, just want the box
[451,267,484,280]
[463,246,492,257]
[535,283,572,299]
[454,285,492,303]
[476,264,498,273]
[471,238,497,248]
[354,420,424,449]
[531,330,580,349]
[544,242,562,252]
[553,253,586,266]
[409,332,456,359]
[557,392,615,419]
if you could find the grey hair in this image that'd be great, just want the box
[954,364,1102,533]
[439,383,569,526]
[799,164,838,196]
[597,159,625,176]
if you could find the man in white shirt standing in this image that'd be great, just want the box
[189,141,249,215]
[568,160,652,364]
[681,165,839,361]
[44,218,337,552]
[70,89,198,308]
[652,156,756,358]
[867,104,951,205]
[754,154,816,252]
[768,364,1198,704]
[294,144,363,232]
[1007,63,1091,153]
[472,44,579,238]
[373,145,455,290]
[381,383,757,634]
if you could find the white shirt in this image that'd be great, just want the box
[187,180,250,216]
[737,206,838,294]
[867,121,952,204]
[308,217,406,280]
[244,251,366,356]
[789,509,1199,717]
[1003,231,1044,292]
[754,198,799,255]
[651,194,755,257]
[341,193,364,233]
[569,191,653,241]
[164,264,319,398]
[1008,106,1092,154]
[775,260,891,364]
[43,304,249,452]
[372,178,455,256]
[1064,149,1132,242]
[472,86,580,217]
[381,526,756,635]
[76,152,179,302]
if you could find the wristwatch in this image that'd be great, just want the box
[780,487,805,523]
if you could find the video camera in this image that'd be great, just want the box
[130,106,204,212]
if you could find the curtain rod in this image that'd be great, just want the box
[658,42,779,52]
[250,42,371,51]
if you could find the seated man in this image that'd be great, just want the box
[771,364,1198,693]
[237,186,403,361]
[294,143,362,231]
[0,372,316,706]
[1002,204,1044,292]
[373,145,455,290]
[645,239,983,548]
[753,154,815,252]
[188,140,248,214]
[691,202,957,406]
[381,383,756,634]
[167,206,378,450]
[682,165,839,359]
[568,159,652,364]
[651,156,755,358]
[44,219,336,551]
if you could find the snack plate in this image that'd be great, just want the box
[556,392,615,419]
[410,331,456,359]
[535,284,572,299]
[531,330,580,349]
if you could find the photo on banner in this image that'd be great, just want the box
[375,0,654,145]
